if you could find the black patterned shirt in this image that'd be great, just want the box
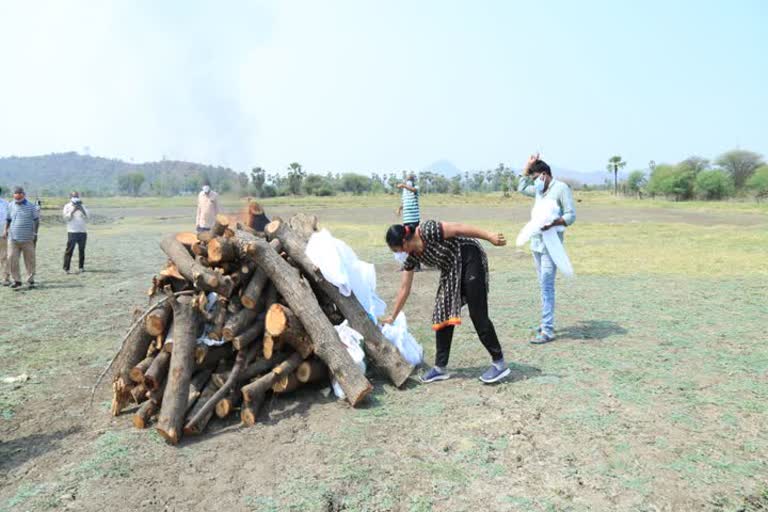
[403,220,489,331]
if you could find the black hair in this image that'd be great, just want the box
[529,160,552,176]
[385,224,415,248]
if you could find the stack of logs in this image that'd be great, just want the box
[110,213,414,445]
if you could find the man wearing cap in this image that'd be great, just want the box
[3,186,40,289]
[0,187,10,286]
[196,184,220,233]
[62,191,89,274]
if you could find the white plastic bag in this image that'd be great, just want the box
[331,321,367,400]
[380,312,424,366]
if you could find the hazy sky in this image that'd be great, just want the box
[0,0,765,174]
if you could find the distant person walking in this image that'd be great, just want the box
[517,155,576,343]
[4,186,40,289]
[396,173,421,229]
[0,188,10,286]
[196,184,220,233]
[62,191,89,274]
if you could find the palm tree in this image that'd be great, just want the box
[606,155,626,195]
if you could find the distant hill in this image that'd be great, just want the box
[422,160,463,178]
[0,152,245,196]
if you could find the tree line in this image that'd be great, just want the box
[247,163,524,198]
[610,149,768,202]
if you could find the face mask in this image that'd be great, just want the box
[202,186,211,194]
[534,176,546,194]
[71,197,81,204]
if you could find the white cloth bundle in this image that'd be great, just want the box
[516,198,574,277]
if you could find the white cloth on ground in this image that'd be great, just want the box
[516,198,574,277]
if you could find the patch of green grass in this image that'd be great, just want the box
[72,431,134,480]
[1,484,45,511]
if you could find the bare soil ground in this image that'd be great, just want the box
[1,201,766,512]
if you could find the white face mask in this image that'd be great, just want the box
[71,197,81,204]
[202,186,211,194]
[534,176,547,194]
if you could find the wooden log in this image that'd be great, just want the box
[215,389,242,419]
[143,350,171,391]
[240,270,269,310]
[146,295,173,337]
[111,312,154,416]
[184,338,262,432]
[222,307,260,341]
[191,241,207,257]
[160,234,234,297]
[262,334,283,360]
[249,238,372,406]
[175,232,199,247]
[133,400,158,429]
[240,400,261,426]
[265,219,414,388]
[130,383,149,404]
[186,369,212,412]
[156,293,202,445]
[182,380,219,435]
[287,213,319,240]
[296,359,329,384]
[240,354,303,427]
[232,317,265,351]
[265,304,314,358]
[211,214,231,237]
[272,373,300,394]
[241,355,287,382]
[129,355,155,384]
[197,230,214,243]
[207,237,238,265]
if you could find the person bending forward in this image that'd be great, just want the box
[383,220,510,384]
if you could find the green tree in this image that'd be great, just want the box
[746,165,768,202]
[117,172,145,196]
[286,162,305,195]
[715,149,764,189]
[694,170,734,200]
[450,175,462,195]
[679,156,710,175]
[340,173,372,195]
[626,170,647,196]
[606,155,626,195]
[303,174,328,195]
[250,167,266,197]
[646,164,694,201]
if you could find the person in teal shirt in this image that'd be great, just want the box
[517,155,576,343]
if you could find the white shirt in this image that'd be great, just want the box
[63,202,89,233]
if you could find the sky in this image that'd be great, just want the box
[0,0,765,175]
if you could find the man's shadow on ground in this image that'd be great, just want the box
[557,320,627,341]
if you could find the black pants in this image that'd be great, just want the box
[435,244,503,368]
[63,232,87,271]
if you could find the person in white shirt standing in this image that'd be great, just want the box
[62,191,89,274]
[0,187,10,286]
[196,184,220,233]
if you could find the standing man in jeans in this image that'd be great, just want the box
[62,191,89,274]
[4,186,40,289]
[517,155,576,343]
[0,188,10,286]
[196,184,220,233]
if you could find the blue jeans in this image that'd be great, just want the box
[533,249,556,337]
